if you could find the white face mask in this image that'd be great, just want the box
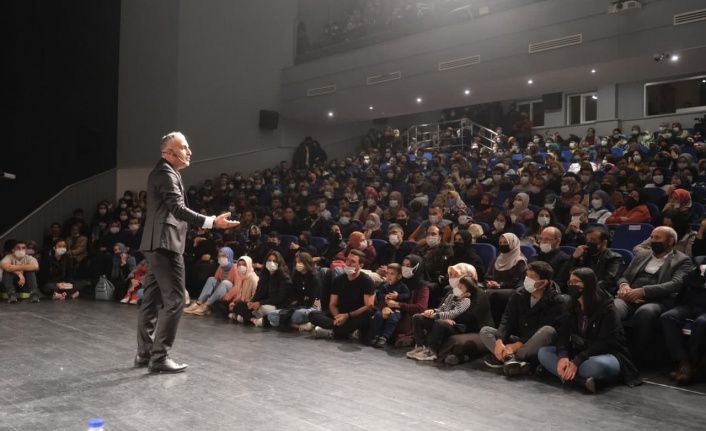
[367,199,376,207]
[388,234,401,246]
[678,163,688,170]
[449,277,461,289]
[591,199,602,210]
[266,261,278,272]
[295,263,305,273]
[366,220,376,228]
[458,215,471,225]
[300,190,309,197]
[343,266,357,275]
[672,202,681,209]
[359,240,368,249]
[530,186,541,194]
[652,175,663,184]
[633,156,641,163]
[426,235,440,246]
[110,227,120,234]
[14,250,26,259]
[537,216,550,227]
[493,175,502,182]
[580,175,591,183]
[520,177,529,185]
[561,185,570,193]
[218,257,230,267]
[523,276,537,293]
[545,203,555,210]
[319,202,326,210]
[339,216,350,225]
[452,286,464,298]
[540,243,553,253]
[401,266,415,278]
[571,215,582,224]
[129,224,140,232]
[429,215,439,224]
[389,200,399,207]
[494,221,505,231]
[55,247,67,256]
[237,265,247,274]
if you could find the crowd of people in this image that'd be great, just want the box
[2,114,706,393]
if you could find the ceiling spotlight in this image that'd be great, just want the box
[591,95,598,100]
[328,111,334,117]
[527,79,533,85]
[591,69,596,74]
[464,89,471,95]
[671,54,679,62]
[702,79,706,83]
[416,97,423,103]
[369,106,374,110]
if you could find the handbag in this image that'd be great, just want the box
[95,275,116,301]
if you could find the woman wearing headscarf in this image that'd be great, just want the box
[557,174,583,225]
[210,255,259,320]
[382,191,405,221]
[185,247,238,316]
[354,186,383,222]
[233,250,292,326]
[605,189,650,224]
[443,190,468,223]
[383,254,430,347]
[472,192,500,225]
[663,188,701,224]
[599,174,624,209]
[110,242,136,301]
[587,190,613,224]
[508,192,534,226]
[363,213,384,240]
[449,231,486,281]
[463,182,484,209]
[484,233,528,326]
[672,153,693,174]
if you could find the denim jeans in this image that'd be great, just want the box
[538,346,621,381]
[267,306,320,327]
[660,304,706,364]
[371,309,402,339]
[197,277,233,306]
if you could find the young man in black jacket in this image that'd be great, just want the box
[568,227,623,295]
[479,261,566,376]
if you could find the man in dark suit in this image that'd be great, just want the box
[136,132,239,374]
[615,226,693,365]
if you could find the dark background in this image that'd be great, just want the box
[0,0,121,233]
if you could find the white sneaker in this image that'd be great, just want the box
[129,299,138,305]
[416,349,438,361]
[299,322,314,332]
[253,318,264,327]
[313,326,334,339]
[120,297,129,304]
[349,329,361,341]
[406,346,425,359]
[236,315,244,323]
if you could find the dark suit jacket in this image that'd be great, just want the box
[617,249,693,302]
[140,159,207,254]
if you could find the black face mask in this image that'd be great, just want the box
[651,241,667,255]
[309,213,318,220]
[453,244,466,254]
[397,219,408,226]
[300,240,308,247]
[567,284,583,299]
[249,234,259,242]
[476,203,489,211]
[586,242,600,255]
[600,184,614,194]
[267,242,279,249]
[330,233,342,242]
[625,196,639,210]
[498,244,511,254]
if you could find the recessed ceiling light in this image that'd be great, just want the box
[464,89,471,95]
[328,111,334,117]
[671,55,679,62]
[702,79,706,83]
[591,95,598,100]
[527,79,533,85]
[591,69,596,74]
[369,106,374,110]
[416,97,422,103]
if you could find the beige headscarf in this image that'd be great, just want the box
[493,233,526,271]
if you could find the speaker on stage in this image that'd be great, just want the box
[259,110,279,130]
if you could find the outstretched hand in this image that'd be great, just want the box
[214,212,240,229]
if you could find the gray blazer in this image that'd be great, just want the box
[140,159,207,254]
[617,249,693,302]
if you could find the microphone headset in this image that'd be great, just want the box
[164,149,189,165]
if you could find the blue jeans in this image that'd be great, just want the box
[371,309,402,339]
[660,304,706,364]
[538,346,621,381]
[267,306,320,327]
[197,277,233,306]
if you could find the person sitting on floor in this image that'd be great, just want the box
[184,247,237,316]
[406,275,473,362]
[39,238,81,300]
[369,263,410,348]
[267,252,321,331]
[233,250,291,326]
[479,261,565,376]
[1,240,41,303]
[308,249,375,340]
[538,268,641,393]
[214,256,258,321]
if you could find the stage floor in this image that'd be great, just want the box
[0,301,704,431]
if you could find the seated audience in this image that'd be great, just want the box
[387,255,430,347]
[563,204,589,247]
[268,252,321,331]
[39,239,80,300]
[587,191,613,224]
[408,205,453,244]
[605,190,650,224]
[369,263,410,348]
[569,227,623,295]
[1,240,41,303]
[484,233,527,326]
[184,247,237,316]
[532,227,570,292]
[508,192,534,225]
[234,251,291,326]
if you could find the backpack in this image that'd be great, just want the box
[95,275,116,301]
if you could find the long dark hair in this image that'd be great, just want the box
[569,267,600,316]
[264,250,289,276]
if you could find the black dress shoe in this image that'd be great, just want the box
[148,358,187,374]
[134,355,150,368]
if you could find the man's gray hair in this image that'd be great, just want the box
[545,226,562,240]
[573,204,588,215]
[656,226,678,243]
[160,132,185,152]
